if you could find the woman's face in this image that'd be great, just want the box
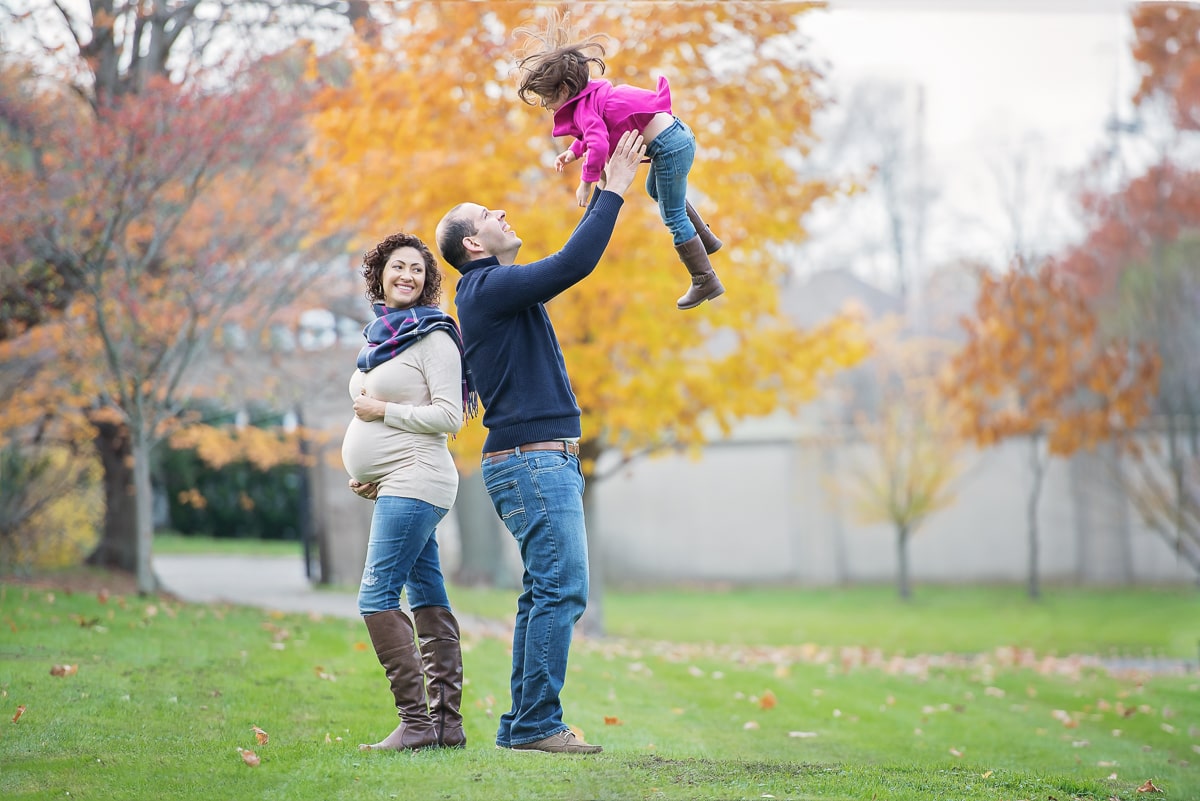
[382,246,427,309]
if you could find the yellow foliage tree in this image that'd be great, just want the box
[307,1,868,478]
[837,323,963,600]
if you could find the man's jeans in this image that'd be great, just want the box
[644,116,698,246]
[482,448,589,747]
[357,495,450,615]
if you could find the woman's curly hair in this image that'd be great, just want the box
[360,232,443,307]
[515,8,608,107]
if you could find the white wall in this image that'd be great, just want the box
[586,434,1197,587]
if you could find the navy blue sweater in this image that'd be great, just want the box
[453,190,625,452]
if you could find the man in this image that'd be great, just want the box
[435,130,646,755]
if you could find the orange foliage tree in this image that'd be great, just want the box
[1130,1,1200,131]
[307,1,868,481]
[943,262,1160,599]
[0,0,388,590]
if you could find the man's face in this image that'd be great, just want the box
[464,203,521,264]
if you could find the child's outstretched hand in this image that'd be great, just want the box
[554,149,576,173]
[576,180,596,207]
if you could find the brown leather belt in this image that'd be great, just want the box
[482,440,580,461]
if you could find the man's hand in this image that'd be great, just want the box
[349,479,379,501]
[600,130,646,198]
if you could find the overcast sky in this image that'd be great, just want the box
[795,0,1143,293]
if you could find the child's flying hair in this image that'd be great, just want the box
[514,8,609,107]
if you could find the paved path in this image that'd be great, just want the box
[155,554,360,618]
[153,554,511,638]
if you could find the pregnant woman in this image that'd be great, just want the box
[341,231,476,751]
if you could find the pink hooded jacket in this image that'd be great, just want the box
[551,76,673,183]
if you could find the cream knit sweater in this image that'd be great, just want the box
[340,331,463,509]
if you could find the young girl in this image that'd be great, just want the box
[515,11,725,311]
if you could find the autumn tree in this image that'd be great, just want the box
[1050,3,1200,577]
[1129,1,1200,132]
[944,262,1160,599]
[0,1,399,591]
[308,1,866,471]
[838,324,962,600]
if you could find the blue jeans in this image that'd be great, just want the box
[357,495,451,615]
[644,117,698,246]
[481,448,589,747]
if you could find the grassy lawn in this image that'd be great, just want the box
[451,582,1200,659]
[153,533,303,558]
[2,575,1198,800]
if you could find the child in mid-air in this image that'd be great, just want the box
[514,10,725,310]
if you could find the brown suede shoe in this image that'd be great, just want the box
[511,730,603,754]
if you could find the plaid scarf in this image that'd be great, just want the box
[357,304,479,418]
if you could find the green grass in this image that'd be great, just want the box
[599,584,1200,659]
[444,583,1200,659]
[153,533,303,557]
[2,581,1198,800]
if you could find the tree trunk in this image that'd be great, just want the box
[822,443,851,586]
[1027,434,1045,601]
[580,483,605,637]
[578,440,605,637]
[896,522,911,600]
[131,433,158,594]
[452,469,513,587]
[85,418,137,573]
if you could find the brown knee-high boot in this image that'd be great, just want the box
[685,200,723,254]
[360,610,438,751]
[413,606,466,748]
[675,235,726,310]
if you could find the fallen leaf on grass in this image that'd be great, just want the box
[1136,779,1162,793]
[788,731,818,738]
[353,642,368,652]
[49,665,77,677]
[237,748,260,767]
[759,690,777,710]
[314,666,336,681]
[743,721,760,730]
[12,705,26,723]
[981,770,993,779]
[1051,709,1078,728]
[251,725,269,745]
[604,716,622,726]
[949,748,964,758]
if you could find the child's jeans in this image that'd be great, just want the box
[644,117,698,246]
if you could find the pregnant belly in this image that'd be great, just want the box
[341,419,402,483]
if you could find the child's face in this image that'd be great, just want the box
[540,88,568,113]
